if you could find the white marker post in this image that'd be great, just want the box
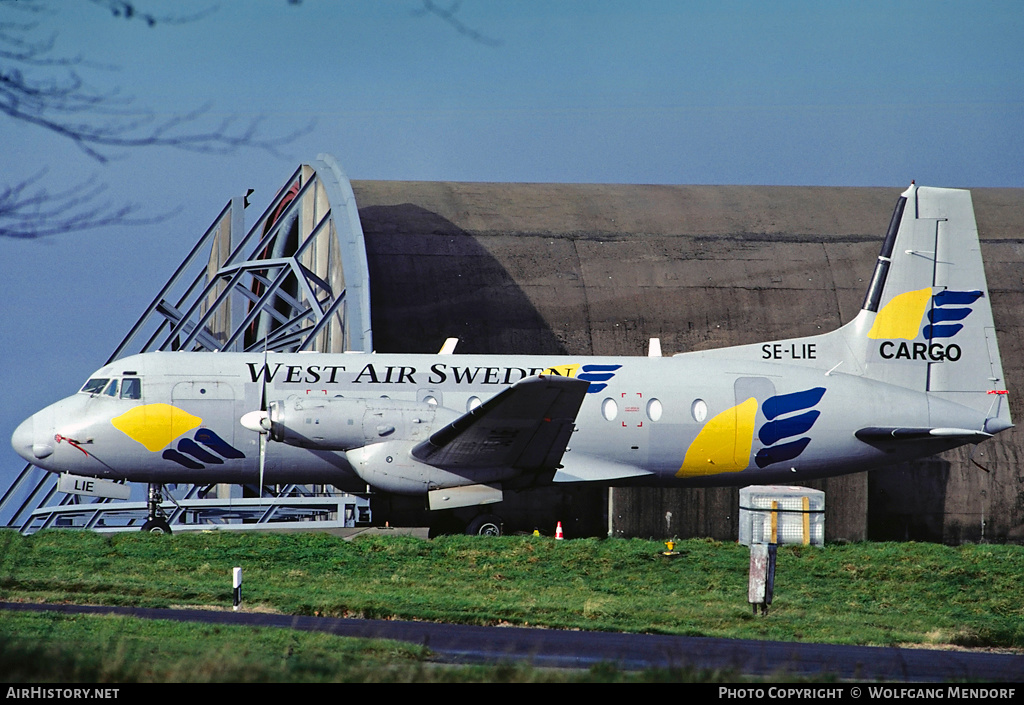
[748,543,767,614]
[748,543,777,616]
[233,567,242,611]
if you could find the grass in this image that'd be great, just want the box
[1,610,437,683]
[1,530,1021,681]
[1,610,772,683]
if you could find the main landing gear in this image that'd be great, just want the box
[428,510,505,537]
[465,513,503,536]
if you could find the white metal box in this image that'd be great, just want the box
[738,485,824,546]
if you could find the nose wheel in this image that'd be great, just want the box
[141,517,172,534]
[143,484,172,534]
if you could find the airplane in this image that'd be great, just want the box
[11,183,1012,535]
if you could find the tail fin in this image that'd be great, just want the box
[840,184,1010,427]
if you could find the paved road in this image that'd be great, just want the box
[3,601,1021,681]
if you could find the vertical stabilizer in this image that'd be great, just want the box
[840,184,1009,425]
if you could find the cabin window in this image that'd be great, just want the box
[647,398,663,422]
[81,378,109,395]
[691,399,708,423]
[602,398,618,421]
[467,396,482,412]
[121,377,142,400]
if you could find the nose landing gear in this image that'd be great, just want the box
[142,483,172,534]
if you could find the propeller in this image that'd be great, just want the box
[240,344,271,500]
[239,409,270,495]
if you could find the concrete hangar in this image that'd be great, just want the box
[8,157,1023,543]
[352,177,1024,544]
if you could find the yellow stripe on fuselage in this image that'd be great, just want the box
[677,397,757,477]
[111,403,202,452]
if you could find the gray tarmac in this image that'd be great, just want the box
[3,601,1021,682]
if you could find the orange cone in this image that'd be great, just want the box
[555,521,564,540]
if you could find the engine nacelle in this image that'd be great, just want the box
[267,396,459,450]
[345,440,520,496]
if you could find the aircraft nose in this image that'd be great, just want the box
[12,416,37,461]
[11,412,54,462]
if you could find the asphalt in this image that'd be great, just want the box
[3,601,1021,682]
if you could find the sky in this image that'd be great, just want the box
[2,0,1022,507]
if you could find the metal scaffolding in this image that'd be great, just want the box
[2,154,374,533]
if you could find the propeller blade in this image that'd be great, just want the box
[257,337,269,500]
[258,432,266,499]
[260,346,268,412]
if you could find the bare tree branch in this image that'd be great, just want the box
[0,0,310,238]
[0,0,497,239]
[86,0,216,27]
[414,1,503,47]
[0,169,174,239]
[0,3,310,164]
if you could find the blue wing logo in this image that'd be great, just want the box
[162,429,245,469]
[755,387,826,468]
[924,290,982,339]
[576,364,622,393]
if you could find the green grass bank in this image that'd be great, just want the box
[2,530,1021,650]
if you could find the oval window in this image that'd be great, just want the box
[602,398,618,421]
[691,399,708,423]
[647,398,663,422]
[467,396,482,412]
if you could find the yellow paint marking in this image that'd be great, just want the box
[111,403,202,452]
[542,364,581,378]
[677,397,757,477]
[867,287,932,340]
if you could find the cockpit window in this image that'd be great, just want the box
[81,378,109,395]
[103,379,119,397]
[120,377,141,400]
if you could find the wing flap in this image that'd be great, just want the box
[411,375,590,470]
[553,455,655,483]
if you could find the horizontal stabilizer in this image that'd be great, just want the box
[411,375,590,470]
[855,427,992,443]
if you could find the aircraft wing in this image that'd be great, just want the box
[411,375,590,470]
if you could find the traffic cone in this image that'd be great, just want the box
[555,521,564,540]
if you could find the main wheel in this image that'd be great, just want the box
[141,518,172,534]
[466,514,503,536]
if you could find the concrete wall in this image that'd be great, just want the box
[352,181,1024,543]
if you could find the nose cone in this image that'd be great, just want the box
[12,412,55,463]
[11,416,32,461]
